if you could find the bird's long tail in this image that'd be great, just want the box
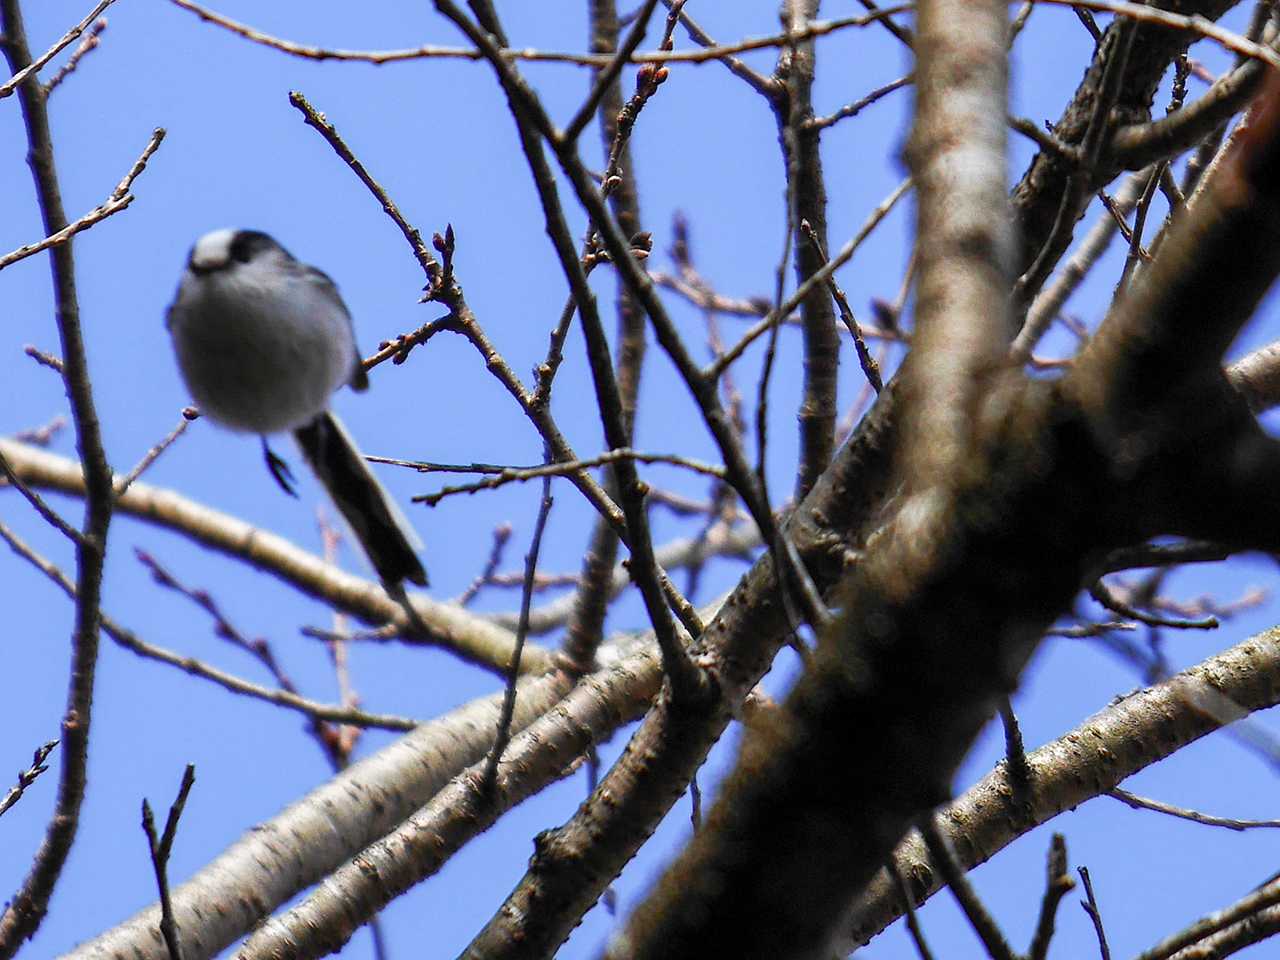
[293,412,429,587]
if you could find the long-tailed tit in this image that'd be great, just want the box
[166,228,428,587]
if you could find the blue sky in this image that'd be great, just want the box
[3,2,1280,958]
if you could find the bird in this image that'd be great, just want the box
[165,228,428,588]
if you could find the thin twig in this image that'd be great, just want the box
[0,520,417,730]
[564,0,662,142]
[1009,115,1082,164]
[800,218,882,392]
[1046,619,1137,637]
[1014,169,1149,361]
[141,765,196,960]
[1108,787,1280,830]
[114,409,195,498]
[289,91,436,276]
[661,0,780,96]
[0,0,116,99]
[1045,0,1280,70]
[1009,1,1035,43]
[710,177,911,378]
[888,860,936,960]
[1013,5,1140,310]
[0,127,166,273]
[171,0,917,68]
[854,0,915,47]
[41,15,106,94]
[1074,6,1104,45]
[285,101,629,533]
[1027,834,1075,960]
[482,466,554,795]
[389,448,727,506]
[22,344,63,373]
[756,18,802,636]
[0,444,84,544]
[0,0,119,946]
[806,74,912,131]
[458,523,514,606]
[0,741,59,819]
[1091,579,1219,629]
[435,1,709,692]
[920,816,1019,960]
[13,414,67,447]
[1115,161,1164,295]
[1078,865,1113,960]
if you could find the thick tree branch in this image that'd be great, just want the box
[847,627,1280,944]
[1110,22,1278,170]
[62,669,586,960]
[237,646,664,958]
[0,438,549,674]
[1010,0,1240,314]
[604,28,1280,960]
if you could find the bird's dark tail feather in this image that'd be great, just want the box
[294,412,428,588]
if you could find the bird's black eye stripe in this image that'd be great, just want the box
[229,230,279,264]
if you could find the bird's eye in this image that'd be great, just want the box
[228,231,273,264]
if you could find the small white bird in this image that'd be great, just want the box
[166,228,428,587]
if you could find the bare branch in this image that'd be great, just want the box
[1107,787,1280,830]
[41,15,106,94]
[0,0,116,99]
[0,741,59,820]
[920,816,1019,960]
[482,467,554,794]
[0,1,122,946]
[0,438,549,675]
[141,765,196,960]
[0,126,165,273]
[848,628,1280,944]
[0,519,420,731]
[169,0,916,69]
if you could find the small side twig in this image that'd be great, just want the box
[1027,834,1075,960]
[1107,787,1280,831]
[288,91,436,276]
[661,0,777,97]
[0,127,166,273]
[0,0,116,99]
[458,523,514,606]
[393,448,727,506]
[998,697,1033,816]
[805,73,912,131]
[141,764,196,960]
[920,815,1019,960]
[1090,579,1218,629]
[709,177,911,379]
[12,414,67,447]
[114,409,196,498]
[1078,865,1113,960]
[41,16,106,94]
[0,444,84,544]
[888,859,936,960]
[482,469,554,796]
[23,345,63,373]
[1115,161,1165,296]
[0,741,59,819]
[800,218,882,392]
